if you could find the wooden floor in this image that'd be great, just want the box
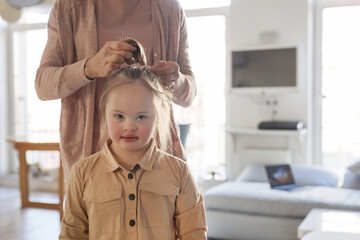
[0,187,61,240]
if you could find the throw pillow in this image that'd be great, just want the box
[236,164,339,187]
[348,160,360,178]
[341,170,360,190]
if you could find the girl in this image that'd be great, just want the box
[59,41,207,240]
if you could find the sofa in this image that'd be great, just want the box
[203,163,360,240]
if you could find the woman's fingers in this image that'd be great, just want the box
[109,41,137,52]
[106,54,127,66]
[158,73,178,82]
[85,41,136,79]
[151,61,178,74]
[151,61,180,88]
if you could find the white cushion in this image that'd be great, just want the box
[348,160,360,178]
[203,181,360,218]
[236,164,268,182]
[236,164,339,187]
[341,170,360,190]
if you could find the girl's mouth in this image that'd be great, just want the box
[121,136,139,142]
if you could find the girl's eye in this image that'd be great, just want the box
[115,114,124,120]
[136,115,147,120]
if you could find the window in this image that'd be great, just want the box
[321,6,360,167]
[177,5,228,180]
[13,28,60,140]
[9,12,60,174]
[314,0,360,168]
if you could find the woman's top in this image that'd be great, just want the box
[59,139,207,240]
[35,0,196,179]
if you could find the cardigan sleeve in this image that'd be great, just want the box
[175,163,207,239]
[35,3,91,101]
[171,5,197,108]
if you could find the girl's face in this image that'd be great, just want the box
[105,80,156,155]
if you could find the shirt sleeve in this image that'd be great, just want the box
[171,6,197,108]
[59,164,89,239]
[175,163,207,239]
[35,4,91,101]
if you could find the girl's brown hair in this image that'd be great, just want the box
[99,39,173,152]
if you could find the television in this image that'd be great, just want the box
[231,46,297,95]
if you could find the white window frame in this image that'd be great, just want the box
[313,0,360,165]
[5,22,47,174]
[0,22,11,175]
[184,6,229,177]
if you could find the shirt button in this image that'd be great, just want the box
[129,194,135,200]
[153,52,158,57]
[128,173,133,179]
[129,219,136,227]
[133,164,140,171]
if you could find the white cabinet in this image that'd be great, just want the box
[226,127,307,179]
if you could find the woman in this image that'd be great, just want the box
[35,0,196,179]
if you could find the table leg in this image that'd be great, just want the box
[18,149,29,207]
[58,158,64,220]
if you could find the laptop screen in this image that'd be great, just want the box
[265,164,295,188]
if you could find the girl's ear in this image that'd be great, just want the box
[123,38,147,65]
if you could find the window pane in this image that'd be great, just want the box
[13,28,60,172]
[13,29,60,141]
[175,15,226,179]
[322,6,360,168]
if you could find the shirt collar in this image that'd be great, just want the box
[136,138,158,171]
[101,138,158,173]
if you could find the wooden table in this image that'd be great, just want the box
[7,138,64,220]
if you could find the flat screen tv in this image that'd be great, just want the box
[232,46,297,95]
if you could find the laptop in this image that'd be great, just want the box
[265,164,297,191]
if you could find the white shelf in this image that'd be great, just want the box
[226,127,306,137]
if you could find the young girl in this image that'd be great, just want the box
[59,40,207,239]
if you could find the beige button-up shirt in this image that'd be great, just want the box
[59,139,207,240]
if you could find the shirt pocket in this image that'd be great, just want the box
[139,183,179,228]
[83,187,123,234]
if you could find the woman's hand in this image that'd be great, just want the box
[84,41,136,79]
[151,61,180,88]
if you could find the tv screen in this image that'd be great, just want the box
[232,47,296,90]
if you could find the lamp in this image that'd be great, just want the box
[7,0,42,8]
[0,0,53,23]
[0,0,21,22]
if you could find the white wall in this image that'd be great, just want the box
[226,0,313,179]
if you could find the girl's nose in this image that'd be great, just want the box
[124,120,137,131]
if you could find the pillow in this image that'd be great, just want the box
[348,160,360,178]
[291,165,339,187]
[236,164,267,182]
[236,164,339,187]
[341,170,360,190]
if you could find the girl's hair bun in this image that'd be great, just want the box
[123,38,147,66]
